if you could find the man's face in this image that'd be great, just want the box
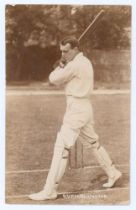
[60,43,77,63]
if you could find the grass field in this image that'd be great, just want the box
[6,90,130,204]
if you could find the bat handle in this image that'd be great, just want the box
[78,9,104,42]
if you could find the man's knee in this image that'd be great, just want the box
[53,139,68,162]
[57,125,79,148]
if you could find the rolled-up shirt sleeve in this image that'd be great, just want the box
[49,61,76,85]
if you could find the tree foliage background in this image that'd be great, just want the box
[6,5,131,82]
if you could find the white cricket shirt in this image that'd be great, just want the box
[49,52,94,98]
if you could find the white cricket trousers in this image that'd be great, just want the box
[61,96,99,148]
[44,96,99,195]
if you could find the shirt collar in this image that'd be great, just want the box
[73,52,83,61]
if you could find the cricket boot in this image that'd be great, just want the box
[28,190,57,201]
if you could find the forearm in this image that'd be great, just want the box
[49,66,65,85]
[49,62,75,86]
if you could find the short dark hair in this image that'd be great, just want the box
[60,36,79,49]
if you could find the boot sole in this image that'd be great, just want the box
[28,193,57,201]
